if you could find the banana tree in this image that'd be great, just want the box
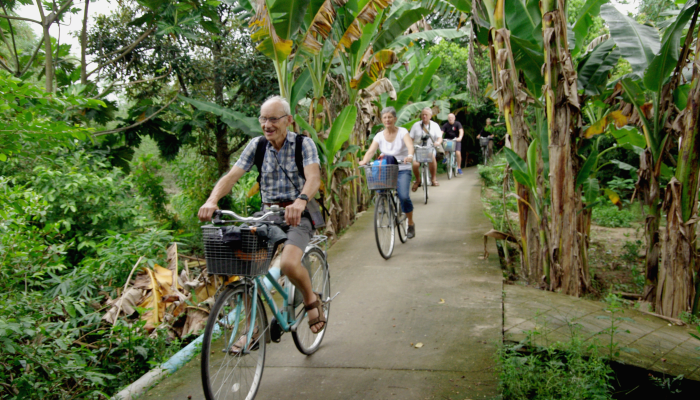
[467,0,545,283]
[538,0,592,296]
[295,106,360,234]
[504,139,552,284]
[657,7,700,317]
[601,0,699,306]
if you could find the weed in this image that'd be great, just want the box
[649,373,684,394]
[678,311,700,326]
[597,293,637,360]
[620,240,642,264]
[499,319,614,400]
[691,325,700,351]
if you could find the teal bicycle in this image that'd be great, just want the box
[200,207,334,400]
[443,139,458,180]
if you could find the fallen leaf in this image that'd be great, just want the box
[181,309,209,337]
[102,288,144,324]
[415,342,424,348]
[438,299,445,304]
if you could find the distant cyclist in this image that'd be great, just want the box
[441,112,464,175]
[409,107,442,190]
[477,118,495,162]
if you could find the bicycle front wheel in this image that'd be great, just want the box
[201,283,267,400]
[447,153,453,180]
[422,164,429,204]
[292,247,331,355]
[395,193,408,243]
[374,194,395,259]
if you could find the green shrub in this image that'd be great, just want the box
[477,156,507,188]
[0,178,67,292]
[591,204,641,228]
[499,332,614,400]
[0,292,179,399]
[131,154,172,223]
[30,149,146,264]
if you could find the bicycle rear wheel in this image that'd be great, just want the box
[374,194,395,259]
[395,193,408,243]
[201,283,267,400]
[422,164,429,204]
[447,153,453,180]
[291,247,331,355]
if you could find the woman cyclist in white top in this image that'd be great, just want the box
[359,107,416,239]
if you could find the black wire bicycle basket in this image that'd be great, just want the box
[363,164,398,190]
[201,225,274,276]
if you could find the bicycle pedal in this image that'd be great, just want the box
[325,291,341,304]
[270,317,283,343]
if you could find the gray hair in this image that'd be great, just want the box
[262,95,291,115]
[421,107,432,115]
[380,107,397,118]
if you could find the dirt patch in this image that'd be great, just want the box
[587,224,645,299]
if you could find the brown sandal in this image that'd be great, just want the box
[305,293,327,333]
[411,180,421,192]
[431,180,440,187]
[228,327,261,354]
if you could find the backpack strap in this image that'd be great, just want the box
[254,137,268,187]
[254,134,307,186]
[295,134,306,181]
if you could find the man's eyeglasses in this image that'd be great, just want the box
[258,115,288,124]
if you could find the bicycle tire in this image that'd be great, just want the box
[455,154,459,177]
[201,283,267,400]
[447,152,453,180]
[291,247,331,355]
[422,164,429,204]
[482,146,488,164]
[395,193,408,243]
[374,194,395,259]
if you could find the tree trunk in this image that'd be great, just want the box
[212,40,231,177]
[657,32,700,316]
[541,0,589,296]
[80,0,89,85]
[489,0,542,284]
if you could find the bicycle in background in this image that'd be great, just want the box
[480,136,492,164]
[362,163,408,259]
[443,139,458,179]
[414,144,433,204]
[200,207,335,399]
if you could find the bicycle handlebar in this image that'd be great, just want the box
[212,206,284,224]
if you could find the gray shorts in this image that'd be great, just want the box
[285,216,314,251]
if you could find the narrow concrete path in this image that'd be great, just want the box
[142,167,503,400]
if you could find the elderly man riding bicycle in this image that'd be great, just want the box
[409,107,443,190]
[198,95,326,334]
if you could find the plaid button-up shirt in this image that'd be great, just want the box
[235,131,320,204]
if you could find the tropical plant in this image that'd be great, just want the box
[296,107,360,230]
[599,0,700,315]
